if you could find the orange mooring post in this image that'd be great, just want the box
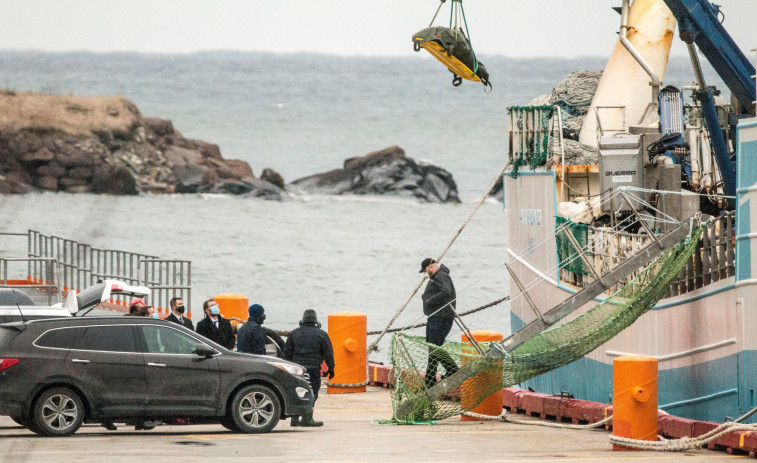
[213,293,249,325]
[461,330,504,421]
[327,311,367,394]
[612,355,658,450]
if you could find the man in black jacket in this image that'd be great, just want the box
[284,309,334,427]
[165,296,194,330]
[420,257,459,389]
[196,298,236,350]
[237,304,267,355]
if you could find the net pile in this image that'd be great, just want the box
[555,216,590,275]
[389,224,703,422]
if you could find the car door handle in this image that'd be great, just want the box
[71,359,90,364]
[147,362,166,368]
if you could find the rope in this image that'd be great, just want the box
[428,0,446,27]
[366,163,509,354]
[324,378,370,388]
[462,409,613,430]
[609,404,757,451]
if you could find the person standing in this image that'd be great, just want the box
[196,298,236,350]
[126,298,146,316]
[419,257,459,389]
[165,296,194,330]
[283,309,335,427]
[237,304,267,355]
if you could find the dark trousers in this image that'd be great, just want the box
[425,316,458,388]
[306,366,322,403]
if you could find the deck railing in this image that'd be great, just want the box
[558,211,735,297]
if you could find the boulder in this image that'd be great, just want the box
[0,172,33,194]
[36,162,67,178]
[224,159,254,180]
[290,146,460,203]
[174,164,208,193]
[0,91,266,196]
[261,168,285,190]
[90,165,138,195]
[35,176,59,191]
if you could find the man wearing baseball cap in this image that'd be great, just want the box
[419,257,459,388]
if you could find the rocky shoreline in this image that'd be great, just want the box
[0,91,461,203]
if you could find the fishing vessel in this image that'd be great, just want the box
[505,0,756,422]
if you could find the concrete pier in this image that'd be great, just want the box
[0,387,730,462]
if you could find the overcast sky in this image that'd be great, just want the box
[1,0,755,58]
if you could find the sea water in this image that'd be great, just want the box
[0,52,727,358]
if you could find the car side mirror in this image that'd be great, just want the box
[194,344,217,357]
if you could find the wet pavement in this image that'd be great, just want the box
[0,386,743,462]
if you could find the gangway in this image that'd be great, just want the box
[395,218,694,419]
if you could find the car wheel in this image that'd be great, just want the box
[32,387,85,437]
[19,415,44,434]
[230,385,280,433]
[220,415,240,432]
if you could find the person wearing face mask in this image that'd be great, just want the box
[139,305,160,319]
[237,303,267,355]
[165,296,194,330]
[196,298,236,350]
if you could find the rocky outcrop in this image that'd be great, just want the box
[290,146,460,203]
[0,91,279,198]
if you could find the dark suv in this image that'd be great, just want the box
[0,317,313,436]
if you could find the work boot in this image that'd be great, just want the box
[290,415,300,427]
[298,412,323,427]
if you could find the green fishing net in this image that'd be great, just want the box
[389,224,703,422]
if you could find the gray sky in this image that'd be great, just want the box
[1,0,755,57]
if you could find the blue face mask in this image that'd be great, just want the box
[152,313,159,319]
[210,305,220,315]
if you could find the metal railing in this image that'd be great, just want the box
[0,257,63,305]
[558,212,735,297]
[139,259,191,317]
[2,230,192,316]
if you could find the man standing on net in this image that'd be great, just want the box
[420,257,459,388]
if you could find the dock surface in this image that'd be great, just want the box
[0,386,739,462]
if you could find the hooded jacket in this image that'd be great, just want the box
[422,264,456,319]
[237,319,266,355]
[283,320,335,370]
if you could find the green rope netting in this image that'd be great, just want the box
[388,224,704,422]
[556,216,590,275]
[508,106,554,178]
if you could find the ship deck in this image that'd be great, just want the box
[0,387,735,462]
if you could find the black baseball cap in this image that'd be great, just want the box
[419,257,435,273]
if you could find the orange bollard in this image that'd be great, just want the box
[612,355,658,450]
[327,311,367,394]
[461,330,504,421]
[213,293,249,325]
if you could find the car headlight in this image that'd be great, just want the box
[267,361,305,376]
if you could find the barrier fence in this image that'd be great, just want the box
[0,230,192,317]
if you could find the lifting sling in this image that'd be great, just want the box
[412,0,491,90]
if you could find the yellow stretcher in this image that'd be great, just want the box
[416,40,481,83]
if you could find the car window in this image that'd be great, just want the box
[36,327,88,349]
[77,326,138,353]
[142,326,203,355]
